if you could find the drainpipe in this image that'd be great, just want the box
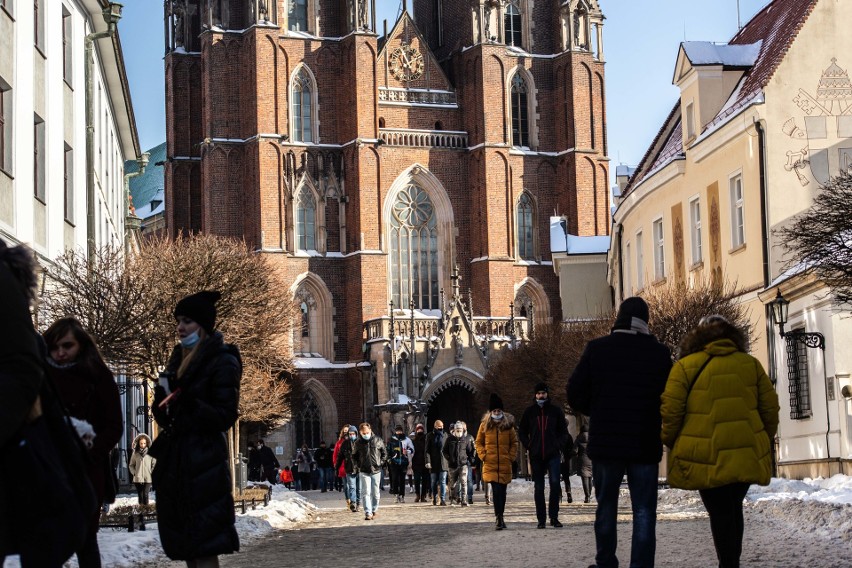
[85,4,123,262]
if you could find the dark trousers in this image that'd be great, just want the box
[413,468,429,498]
[593,459,658,568]
[135,482,152,505]
[490,482,508,518]
[389,463,407,495]
[530,453,562,521]
[77,508,102,568]
[699,483,750,568]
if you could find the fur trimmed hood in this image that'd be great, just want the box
[678,320,748,359]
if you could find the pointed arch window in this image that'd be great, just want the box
[296,186,317,251]
[295,390,321,449]
[390,183,439,310]
[292,69,314,143]
[517,193,535,260]
[504,2,522,48]
[511,74,530,147]
[288,0,308,32]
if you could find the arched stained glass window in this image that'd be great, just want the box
[511,74,530,147]
[504,3,522,48]
[296,186,316,251]
[292,70,313,143]
[295,390,321,449]
[517,193,535,259]
[390,184,439,310]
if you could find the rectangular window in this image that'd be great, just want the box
[0,80,11,174]
[685,101,695,140]
[288,0,308,32]
[34,114,45,202]
[653,218,665,280]
[34,0,45,52]
[62,6,73,83]
[64,144,74,222]
[624,242,632,296]
[1,0,12,15]
[690,197,702,264]
[730,174,745,247]
[786,330,813,419]
[636,231,644,290]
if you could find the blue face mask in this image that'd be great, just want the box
[349,434,357,441]
[491,412,504,420]
[536,399,546,407]
[180,330,201,348]
[361,433,372,441]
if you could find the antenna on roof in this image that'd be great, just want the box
[737,0,742,30]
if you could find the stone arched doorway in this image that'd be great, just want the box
[426,384,481,434]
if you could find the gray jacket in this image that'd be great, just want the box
[129,434,156,483]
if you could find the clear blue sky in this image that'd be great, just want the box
[121,0,769,176]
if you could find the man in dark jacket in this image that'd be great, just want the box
[566,297,672,568]
[313,440,334,492]
[257,439,280,484]
[442,421,474,506]
[410,424,429,502]
[351,423,387,520]
[425,420,449,506]
[519,382,569,528]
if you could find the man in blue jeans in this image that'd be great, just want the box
[519,382,569,528]
[567,297,672,568]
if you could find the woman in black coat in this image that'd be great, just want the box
[151,291,241,568]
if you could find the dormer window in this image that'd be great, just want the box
[685,101,696,140]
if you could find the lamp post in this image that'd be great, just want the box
[770,289,832,461]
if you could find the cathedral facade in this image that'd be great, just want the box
[163,0,609,456]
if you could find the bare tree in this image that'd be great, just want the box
[776,171,852,307]
[642,276,756,358]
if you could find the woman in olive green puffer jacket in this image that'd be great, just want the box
[661,315,780,568]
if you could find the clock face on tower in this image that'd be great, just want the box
[390,45,425,82]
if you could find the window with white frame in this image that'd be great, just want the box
[295,185,317,251]
[62,6,73,83]
[653,218,665,280]
[517,192,535,260]
[625,241,632,295]
[685,101,695,140]
[389,183,439,310]
[291,68,315,143]
[730,173,745,248]
[636,231,644,290]
[64,144,73,223]
[510,73,530,147]
[0,79,11,174]
[689,197,702,264]
[504,1,523,48]
[34,114,45,202]
[288,0,308,32]
[34,0,45,52]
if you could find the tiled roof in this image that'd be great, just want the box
[127,142,166,217]
[624,0,818,194]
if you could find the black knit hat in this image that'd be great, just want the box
[534,382,549,394]
[174,290,222,334]
[488,393,504,411]
[614,296,650,329]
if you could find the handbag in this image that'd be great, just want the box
[1,373,97,567]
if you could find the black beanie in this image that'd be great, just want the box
[174,290,221,334]
[614,296,650,329]
[488,393,504,411]
[534,382,549,394]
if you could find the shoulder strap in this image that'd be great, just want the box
[685,354,715,392]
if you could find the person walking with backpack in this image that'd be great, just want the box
[475,394,518,530]
[150,290,242,567]
[519,382,569,529]
[425,420,449,506]
[351,423,387,520]
[443,421,474,506]
[567,297,672,568]
[386,424,413,502]
[662,315,779,568]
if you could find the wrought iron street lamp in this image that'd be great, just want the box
[770,290,825,349]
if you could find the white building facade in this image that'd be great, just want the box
[0,0,139,258]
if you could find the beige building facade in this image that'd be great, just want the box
[609,0,852,478]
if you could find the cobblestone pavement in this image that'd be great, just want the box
[145,487,851,568]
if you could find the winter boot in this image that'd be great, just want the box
[495,516,504,530]
[432,496,437,506]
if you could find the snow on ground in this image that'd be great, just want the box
[3,476,851,567]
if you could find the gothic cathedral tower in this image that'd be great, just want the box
[163,0,609,454]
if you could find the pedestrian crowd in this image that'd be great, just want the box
[0,230,779,568]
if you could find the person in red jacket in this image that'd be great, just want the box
[44,318,123,568]
[278,466,294,489]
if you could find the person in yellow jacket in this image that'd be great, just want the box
[475,393,518,531]
[661,315,779,568]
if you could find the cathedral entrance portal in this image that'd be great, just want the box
[426,384,481,434]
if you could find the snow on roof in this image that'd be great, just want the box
[550,217,610,255]
[681,40,762,67]
[293,356,362,370]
